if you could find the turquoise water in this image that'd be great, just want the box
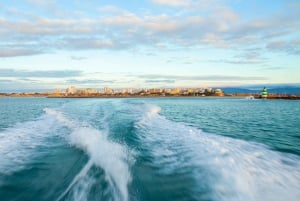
[0,97,299,201]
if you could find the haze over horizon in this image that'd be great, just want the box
[0,0,300,91]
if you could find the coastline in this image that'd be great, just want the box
[1,94,300,100]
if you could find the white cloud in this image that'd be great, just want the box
[0,48,42,57]
[266,39,300,54]
[151,0,191,7]
[25,0,56,7]
[138,74,267,81]
[0,68,82,78]
[0,1,299,57]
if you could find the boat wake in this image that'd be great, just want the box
[44,108,133,201]
[0,111,63,175]
[135,104,300,201]
[1,100,299,201]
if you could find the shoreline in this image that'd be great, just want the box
[1,94,300,100]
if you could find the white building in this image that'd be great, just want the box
[66,86,77,95]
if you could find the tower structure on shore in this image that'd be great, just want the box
[261,87,268,98]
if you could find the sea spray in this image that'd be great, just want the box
[45,108,133,201]
[137,104,161,126]
[68,127,132,201]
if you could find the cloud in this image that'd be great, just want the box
[266,39,300,55]
[151,0,191,7]
[25,0,56,8]
[0,79,14,83]
[209,59,267,65]
[262,66,283,70]
[150,0,221,9]
[138,74,267,81]
[63,37,126,50]
[208,51,268,65]
[0,68,82,78]
[234,52,265,60]
[24,0,65,17]
[0,1,299,57]
[0,77,117,92]
[0,78,50,92]
[17,78,39,82]
[98,5,130,15]
[71,56,87,60]
[0,48,42,57]
[145,79,175,83]
[65,79,115,84]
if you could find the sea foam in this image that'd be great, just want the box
[136,104,300,201]
[0,111,62,174]
[68,127,132,201]
[45,108,133,201]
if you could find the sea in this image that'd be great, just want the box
[0,97,299,201]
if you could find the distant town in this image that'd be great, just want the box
[0,86,300,99]
[0,86,224,97]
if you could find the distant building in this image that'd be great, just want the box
[188,88,196,94]
[66,86,77,95]
[206,88,213,93]
[170,88,181,95]
[148,88,161,94]
[85,88,98,94]
[104,87,113,94]
[198,88,205,94]
[121,88,128,94]
[215,89,224,96]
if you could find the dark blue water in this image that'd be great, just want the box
[0,97,299,201]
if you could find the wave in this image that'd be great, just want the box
[45,108,133,201]
[43,108,75,128]
[0,106,133,201]
[2,101,299,201]
[135,104,300,201]
[68,127,132,201]
[55,160,94,201]
[0,111,63,175]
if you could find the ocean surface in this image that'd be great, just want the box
[0,97,299,201]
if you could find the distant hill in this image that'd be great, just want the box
[222,87,300,95]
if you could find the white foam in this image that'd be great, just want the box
[1,106,133,201]
[47,108,133,201]
[135,104,300,201]
[0,111,63,174]
[56,160,93,201]
[69,169,97,201]
[43,108,75,128]
[68,127,132,201]
[147,104,161,115]
[138,104,161,126]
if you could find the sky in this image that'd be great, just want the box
[0,0,300,91]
